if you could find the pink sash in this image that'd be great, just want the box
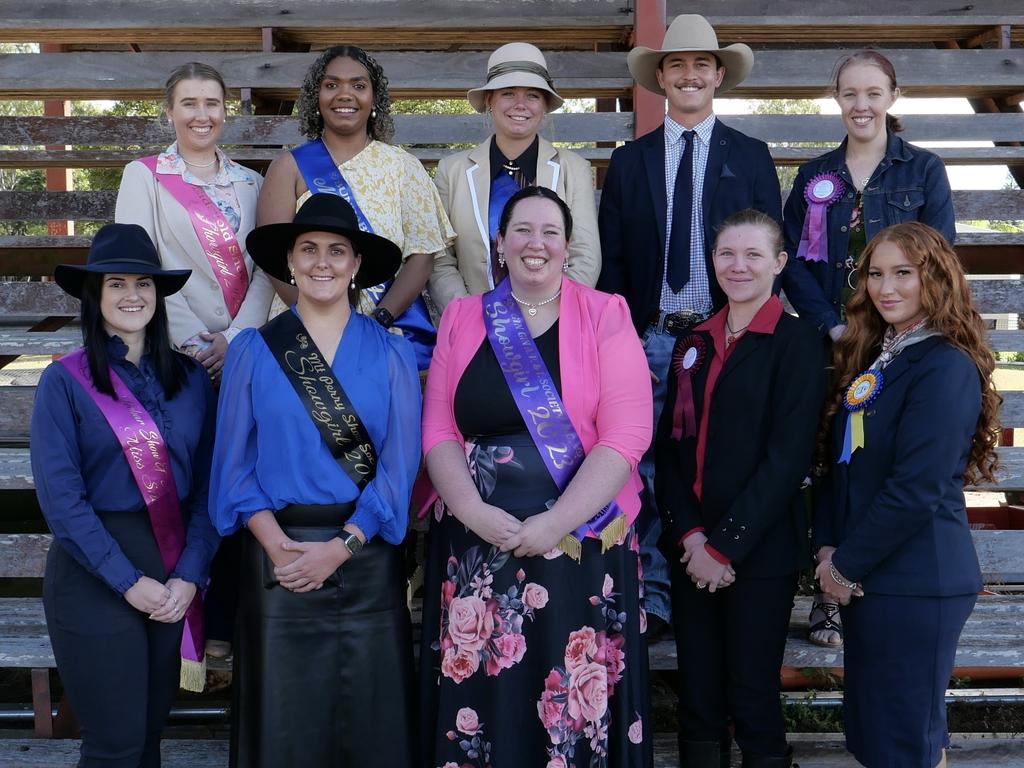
[59,349,206,692]
[139,155,247,318]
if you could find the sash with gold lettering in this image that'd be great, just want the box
[58,349,206,692]
[259,309,377,490]
[482,279,625,561]
[139,155,248,318]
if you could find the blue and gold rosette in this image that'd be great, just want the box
[838,369,883,463]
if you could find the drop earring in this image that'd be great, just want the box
[371,109,377,119]
[562,259,570,273]
[350,275,357,290]
[289,269,295,285]
[497,249,505,269]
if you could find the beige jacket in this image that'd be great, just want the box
[115,159,274,348]
[429,136,601,311]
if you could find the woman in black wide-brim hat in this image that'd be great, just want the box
[209,193,422,768]
[31,223,220,768]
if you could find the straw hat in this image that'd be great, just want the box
[627,14,754,96]
[55,224,190,299]
[467,42,564,113]
[245,193,401,288]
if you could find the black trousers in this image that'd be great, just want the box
[43,511,183,768]
[670,559,797,758]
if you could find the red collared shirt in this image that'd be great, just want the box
[681,294,785,564]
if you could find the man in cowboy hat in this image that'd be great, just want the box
[596,14,784,767]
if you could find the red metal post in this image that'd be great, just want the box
[41,43,72,236]
[632,0,666,138]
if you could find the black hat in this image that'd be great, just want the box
[54,223,191,299]
[245,193,402,288]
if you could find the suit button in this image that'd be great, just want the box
[734,535,740,540]
[840,225,848,233]
[740,525,746,531]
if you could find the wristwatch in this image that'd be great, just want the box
[371,306,395,329]
[340,531,364,557]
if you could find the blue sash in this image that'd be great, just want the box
[487,172,520,287]
[291,139,436,370]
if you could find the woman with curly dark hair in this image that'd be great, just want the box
[258,45,453,370]
[813,221,1001,768]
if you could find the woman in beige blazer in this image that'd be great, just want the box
[116,62,273,383]
[429,43,601,311]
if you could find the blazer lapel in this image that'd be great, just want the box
[874,335,943,391]
[702,120,727,224]
[715,332,763,387]
[641,127,669,255]
[466,139,491,255]
[536,137,561,192]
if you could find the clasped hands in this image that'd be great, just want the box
[125,576,197,623]
[461,501,564,558]
[271,534,358,593]
[814,545,864,605]
[680,531,735,593]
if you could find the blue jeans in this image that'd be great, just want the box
[637,325,676,622]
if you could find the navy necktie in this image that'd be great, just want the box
[667,130,695,293]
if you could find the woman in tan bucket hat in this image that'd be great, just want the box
[428,42,601,311]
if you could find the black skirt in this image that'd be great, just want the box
[231,503,414,768]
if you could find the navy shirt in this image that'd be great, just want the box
[210,308,421,544]
[30,337,220,594]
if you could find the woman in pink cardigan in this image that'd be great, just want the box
[419,186,653,767]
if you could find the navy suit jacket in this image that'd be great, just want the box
[597,119,782,333]
[815,336,983,597]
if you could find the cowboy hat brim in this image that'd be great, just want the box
[627,42,753,96]
[54,260,191,300]
[245,220,402,289]
[467,73,564,113]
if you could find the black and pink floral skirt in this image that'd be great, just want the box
[419,433,651,768]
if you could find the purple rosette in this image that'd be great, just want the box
[796,172,845,264]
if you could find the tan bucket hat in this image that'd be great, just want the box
[467,42,564,113]
[627,14,754,96]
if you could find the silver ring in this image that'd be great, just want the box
[696,581,707,590]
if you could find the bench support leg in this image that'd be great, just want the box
[30,668,53,738]
[53,692,79,739]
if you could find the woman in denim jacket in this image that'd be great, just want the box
[781,50,954,649]
[782,50,954,343]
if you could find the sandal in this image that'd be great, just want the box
[808,593,843,647]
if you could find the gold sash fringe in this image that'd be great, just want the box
[557,515,628,562]
[180,656,207,693]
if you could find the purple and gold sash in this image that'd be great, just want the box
[139,155,248,318]
[59,349,206,692]
[482,279,625,561]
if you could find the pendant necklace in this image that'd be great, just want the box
[726,317,749,346]
[510,288,561,317]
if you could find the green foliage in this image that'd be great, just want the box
[751,99,829,193]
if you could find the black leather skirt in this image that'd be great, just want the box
[230,503,414,768]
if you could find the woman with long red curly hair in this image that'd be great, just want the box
[813,221,1000,768]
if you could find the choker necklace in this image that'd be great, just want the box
[510,288,561,316]
[726,317,749,345]
[182,155,217,168]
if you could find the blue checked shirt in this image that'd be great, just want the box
[659,113,716,316]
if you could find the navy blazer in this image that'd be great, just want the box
[781,133,955,336]
[597,119,782,333]
[815,337,982,597]
[655,310,826,577]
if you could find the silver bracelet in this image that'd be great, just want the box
[828,561,858,590]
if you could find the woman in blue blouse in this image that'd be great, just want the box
[210,193,421,768]
[31,223,220,768]
[781,50,955,648]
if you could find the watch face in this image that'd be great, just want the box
[345,534,363,554]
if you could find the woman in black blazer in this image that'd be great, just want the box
[656,209,826,768]
[814,221,1000,768]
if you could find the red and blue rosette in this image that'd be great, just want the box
[670,335,707,440]
[837,368,883,463]
[797,172,846,264]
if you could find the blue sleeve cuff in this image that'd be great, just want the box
[170,546,212,587]
[98,553,144,595]
[348,506,381,544]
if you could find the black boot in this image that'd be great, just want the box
[679,740,723,768]
[741,746,794,767]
